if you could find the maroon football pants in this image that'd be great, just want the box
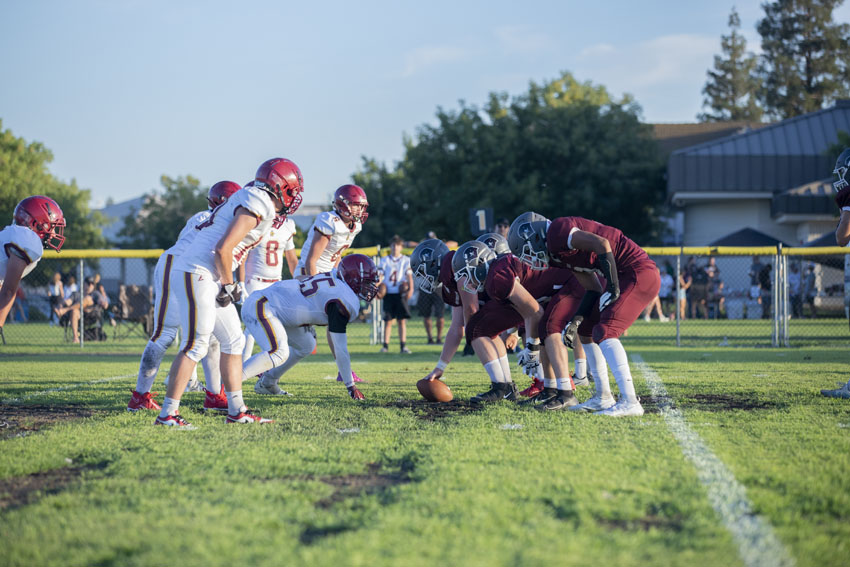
[593,262,661,343]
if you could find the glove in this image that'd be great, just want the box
[836,187,850,209]
[599,289,619,312]
[216,282,241,307]
[562,316,583,349]
[517,340,542,379]
[348,385,365,400]
[236,281,248,305]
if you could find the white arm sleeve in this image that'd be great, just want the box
[329,331,354,387]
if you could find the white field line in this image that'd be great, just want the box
[631,354,795,567]
[2,374,136,404]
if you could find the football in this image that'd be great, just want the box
[417,378,453,402]
[376,282,387,299]
[399,280,410,294]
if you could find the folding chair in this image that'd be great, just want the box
[112,285,154,340]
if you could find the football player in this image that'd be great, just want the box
[452,241,589,407]
[508,211,661,417]
[155,158,304,427]
[238,205,299,366]
[295,184,367,277]
[127,181,240,413]
[378,235,414,354]
[244,254,379,400]
[0,196,65,329]
[822,147,850,399]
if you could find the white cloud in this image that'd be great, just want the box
[493,25,553,53]
[401,45,469,77]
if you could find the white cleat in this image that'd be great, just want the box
[821,382,850,399]
[254,378,292,396]
[572,375,590,387]
[186,379,205,392]
[569,393,616,412]
[595,398,644,417]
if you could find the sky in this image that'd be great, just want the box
[2,0,849,209]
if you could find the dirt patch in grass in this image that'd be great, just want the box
[0,461,108,510]
[314,461,412,509]
[0,404,94,439]
[596,514,686,532]
[385,399,483,421]
[686,393,779,411]
[299,524,355,545]
[636,396,664,414]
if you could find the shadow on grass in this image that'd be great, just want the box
[0,460,109,510]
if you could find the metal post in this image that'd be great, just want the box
[79,259,84,349]
[675,251,681,347]
[782,254,790,347]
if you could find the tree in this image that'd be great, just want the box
[0,119,107,253]
[118,175,208,249]
[353,71,666,246]
[699,8,763,122]
[757,0,850,119]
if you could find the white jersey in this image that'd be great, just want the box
[378,254,411,294]
[259,271,361,328]
[0,225,44,286]
[295,211,361,274]
[244,217,296,281]
[165,210,211,257]
[174,187,277,280]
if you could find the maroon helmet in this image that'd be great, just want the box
[333,184,368,224]
[207,181,241,210]
[13,196,66,251]
[254,158,304,215]
[337,253,380,301]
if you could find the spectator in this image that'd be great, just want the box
[48,272,64,325]
[759,264,772,319]
[657,265,674,319]
[749,256,764,287]
[788,262,802,318]
[494,218,510,239]
[418,287,445,344]
[64,274,78,302]
[92,273,115,327]
[706,264,724,318]
[690,261,709,319]
[378,236,414,354]
[803,264,817,318]
[10,287,27,323]
[678,267,692,320]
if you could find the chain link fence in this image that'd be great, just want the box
[3,246,847,349]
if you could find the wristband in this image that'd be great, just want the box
[436,359,448,371]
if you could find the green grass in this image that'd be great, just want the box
[1,323,849,566]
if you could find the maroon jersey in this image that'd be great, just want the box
[439,251,462,307]
[546,217,649,274]
[485,255,581,303]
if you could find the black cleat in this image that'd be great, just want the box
[520,387,558,406]
[537,390,579,411]
[470,382,517,403]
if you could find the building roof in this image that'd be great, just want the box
[651,122,768,156]
[709,227,791,247]
[668,100,850,196]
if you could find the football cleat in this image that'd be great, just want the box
[379,346,389,353]
[186,379,205,392]
[401,347,413,354]
[572,374,590,387]
[203,387,228,412]
[519,378,544,398]
[569,393,616,412]
[537,390,579,411]
[336,371,364,383]
[821,382,850,399]
[154,414,196,429]
[595,399,644,417]
[226,411,273,424]
[519,387,558,406]
[348,385,365,400]
[254,378,292,396]
[127,390,161,412]
[470,382,517,403]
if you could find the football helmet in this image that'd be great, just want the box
[13,195,66,251]
[452,241,496,294]
[334,184,369,224]
[254,158,304,215]
[476,232,511,257]
[508,212,550,271]
[207,181,241,210]
[833,147,850,192]
[411,238,450,294]
[338,253,380,302]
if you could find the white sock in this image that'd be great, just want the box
[159,397,180,418]
[484,360,505,383]
[574,358,587,380]
[583,341,611,397]
[599,338,638,404]
[544,378,556,388]
[498,355,512,383]
[556,377,574,391]
[226,390,247,415]
[135,341,166,394]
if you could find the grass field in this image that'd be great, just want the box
[1,322,849,566]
